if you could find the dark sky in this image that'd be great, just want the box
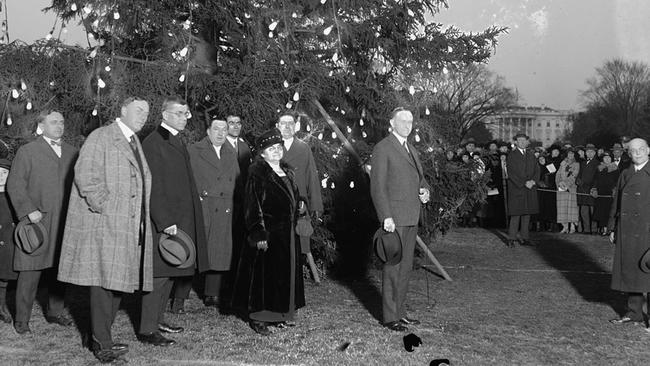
[9,0,650,111]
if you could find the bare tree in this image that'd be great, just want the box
[582,59,650,136]
[398,64,516,144]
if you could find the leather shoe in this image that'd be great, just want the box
[169,298,186,314]
[506,240,518,247]
[400,317,421,325]
[0,305,11,324]
[203,296,219,307]
[111,343,129,353]
[609,316,641,325]
[383,321,408,332]
[14,321,31,334]
[158,322,184,334]
[520,239,536,247]
[137,331,176,346]
[46,314,74,326]
[249,320,271,336]
[93,349,119,364]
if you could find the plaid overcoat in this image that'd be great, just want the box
[57,121,154,293]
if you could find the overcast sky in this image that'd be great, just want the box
[8,0,650,111]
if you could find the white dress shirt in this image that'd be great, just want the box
[392,132,409,152]
[42,136,62,158]
[160,122,179,136]
[635,160,648,172]
[213,144,222,159]
[283,137,294,151]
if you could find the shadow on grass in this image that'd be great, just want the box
[532,232,619,312]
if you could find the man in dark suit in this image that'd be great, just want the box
[139,96,207,346]
[7,109,77,334]
[188,119,239,308]
[225,114,252,297]
[505,132,539,247]
[576,143,599,234]
[277,112,323,282]
[370,107,430,332]
[608,138,650,326]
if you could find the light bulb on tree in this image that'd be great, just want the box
[92,108,98,116]
[318,133,323,140]
[285,101,293,109]
[292,91,300,101]
[425,107,430,115]
[26,101,32,110]
[105,65,111,72]
[283,80,289,88]
[179,74,186,82]
[268,21,278,31]
[349,181,355,188]
[179,46,189,57]
[359,119,364,126]
[323,25,333,35]
[331,132,336,139]
[70,3,77,11]
[97,78,106,88]
[113,11,120,20]
[268,31,273,38]
[409,85,415,95]
[345,86,350,93]
[346,126,351,133]
[83,5,91,14]
[362,131,367,138]
[20,80,27,91]
[11,89,19,99]
[321,0,327,4]
[6,115,12,126]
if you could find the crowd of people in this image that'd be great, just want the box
[0,96,326,363]
[441,135,632,241]
[1,97,649,363]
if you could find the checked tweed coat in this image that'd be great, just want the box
[608,162,650,292]
[58,122,154,293]
[7,136,77,271]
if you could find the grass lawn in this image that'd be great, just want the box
[2,228,650,365]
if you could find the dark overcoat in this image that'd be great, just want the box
[370,133,430,226]
[232,159,305,314]
[283,138,323,213]
[188,138,239,271]
[142,126,208,276]
[58,122,154,293]
[577,158,599,205]
[608,162,650,292]
[230,137,253,268]
[0,192,17,280]
[506,148,539,216]
[7,137,77,271]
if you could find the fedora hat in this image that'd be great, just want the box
[159,229,196,269]
[640,249,650,273]
[585,143,597,152]
[14,219,48,254]
[373,228,402,265]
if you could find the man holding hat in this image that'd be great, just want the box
[0,158,17,324]
[58,97,153,363]
[140,95,207,346]
[505,132,539,246]
[608,138,650,327]
[188,118,239,308]
[7,109,78,334]
[370,107,430,332]
[576,143,599,234]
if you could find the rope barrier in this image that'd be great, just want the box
[430,264,611,275]
[536,188,613,198]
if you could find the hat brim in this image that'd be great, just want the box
[640,249,650,273]
[159,229,196,269]
[373,228,402,265]
[14,220,48,255]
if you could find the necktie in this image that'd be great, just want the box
[403,141,409,153]
[50,140,62,146]
[234,139,239,154]
[129,136,145,178]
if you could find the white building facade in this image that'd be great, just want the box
[486,106,574,147]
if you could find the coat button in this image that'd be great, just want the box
[220,193,223,197]
[0,241,4,246]
[202,191,208,197]
[0,224,3,229]
[131,194,136,198]
[225,208,230,213]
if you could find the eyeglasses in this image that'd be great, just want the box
[168,110,192,119]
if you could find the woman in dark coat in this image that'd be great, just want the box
[535,155,557,230]
[592,152,619,234]
[232,129,306,336]
[0,159,17,323]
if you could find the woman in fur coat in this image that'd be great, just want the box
[232,128,306,336]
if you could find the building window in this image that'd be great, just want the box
[546,122,550,127]
[537,122,541,127]
[556,122,560,128]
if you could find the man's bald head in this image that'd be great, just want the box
[629,138,649,166]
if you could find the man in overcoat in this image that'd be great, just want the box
[188,119,239,307]
[370,107,430,332]
[276,112,323,282]
[608,138,650,325]
[505,133,539,247]
[140,96,207,346]
[576,143,599,234]
[57,97,153,363]
[7,109,77,334]
[225,114,252,295]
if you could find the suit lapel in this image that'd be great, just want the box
[35,136,60,162]
[198,138,222,170]
[388,134,416,169]
[110,122,141,173]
